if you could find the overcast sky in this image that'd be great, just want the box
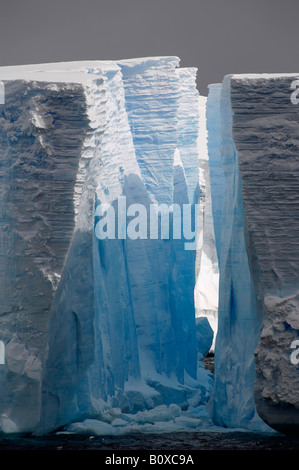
[0,0,298,95]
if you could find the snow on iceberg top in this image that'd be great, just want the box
[231,72,299,81]
[0,57,181,83]
[0,60,119,84]
[118,56,180,68]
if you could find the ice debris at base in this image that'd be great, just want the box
[64,404,215,436]
[0,57,218,434]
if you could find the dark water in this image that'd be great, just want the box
[1,430,299,452]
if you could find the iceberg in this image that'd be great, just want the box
[230,73,299,433]
[2,56,297,438]
[206,76,263,430]
[208,73,299,433]
[0,58,214,434]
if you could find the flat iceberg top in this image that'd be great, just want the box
[118,56,180,68]
[0,57,181,83]
[231,72,299,80]
[0,60,118,72]
[0,60,119,83]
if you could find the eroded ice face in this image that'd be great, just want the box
[209,73,299,433]
[0,57,216,435]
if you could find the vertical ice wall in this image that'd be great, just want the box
[208,73,299,432]
[39,64,146,433]
[117,58,216,383]
[0,76,90,432]
[230,74,299,432]
[0,58,212,434]
[176,67,201,204]
[206,84,224,261]
[171,67,201,376]
[117,57,197,384]
[207,77,266,430]
[118,57,179,205]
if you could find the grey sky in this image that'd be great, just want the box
[0,0,298,95]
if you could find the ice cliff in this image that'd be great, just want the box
[1,56,297,437]
[208,73,299,433]
[0,58,216,434]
